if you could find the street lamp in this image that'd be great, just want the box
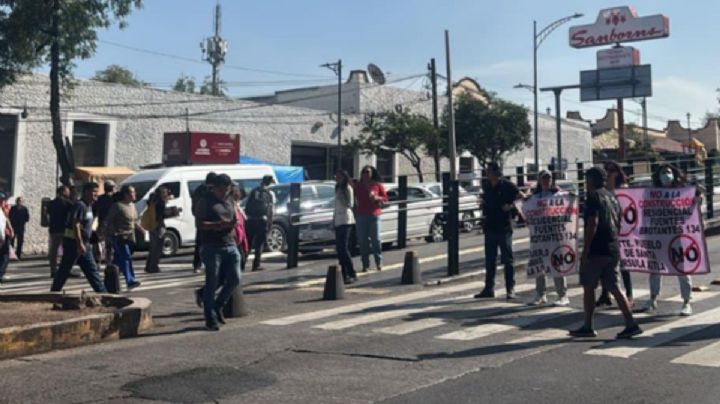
[533,13,583,173]
[513,83,534,93]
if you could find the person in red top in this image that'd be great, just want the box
[354,165,388,272]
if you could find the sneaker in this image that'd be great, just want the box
[343,277,357,285]
[361,267,370,273]
[376,266,382,272]
[205,322,220,331]
[640,299,658,313]
[474,289,495,299]
[553,296,571,307]
[506,290,518,300]
[680,303,693,316]
[193,267,202,274]
[569,325,597,338]
[127,281,141,290]
[214,307,226,325]
[616,324,643,339]
[195,289,203,308]
[527,294,547,306]
[595,295,612,308]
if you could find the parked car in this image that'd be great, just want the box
[121,164,277,256]
[416,182,481,232]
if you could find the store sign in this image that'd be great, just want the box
[597,46,640,69]
[570,6,669,49]
[163,132,240,165]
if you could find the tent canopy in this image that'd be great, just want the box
[239,156,304,184]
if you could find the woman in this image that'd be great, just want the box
[354,165,387,272]
[596,160,634,308]
[105,185,142,290]
[0,193,14,283]
[527,170,570,307]
[334,170,357,284]
[641,164,693,316]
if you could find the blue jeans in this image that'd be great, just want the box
[201,245,242,324]
[484,230,515,293]
[112,236,137,286]
[356,214,382,269]
[51,239,106,293]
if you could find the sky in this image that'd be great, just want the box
[67,0,720,130]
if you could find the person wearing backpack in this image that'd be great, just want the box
[191,172,217,273]
[245,175,275,272]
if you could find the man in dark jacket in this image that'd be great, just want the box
[191,172,217,273]
[475,162,522,300]
[48,186,72,277]
[9,196,30,260]
[94,180,116,266]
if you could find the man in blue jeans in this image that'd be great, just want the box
[475,162,522,300]
[51,182,107,293]
[195,174,241,331]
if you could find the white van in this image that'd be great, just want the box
[121,164,276,256]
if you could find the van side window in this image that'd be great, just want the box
[158,182,181,199]
[187,180,204,197]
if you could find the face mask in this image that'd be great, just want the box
[659,172,674,187]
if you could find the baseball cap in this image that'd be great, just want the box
[538,169,552,179]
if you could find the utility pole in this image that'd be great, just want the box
[321,60,343,172]
[618,98,625,160]
[201,1,227,96]
[687,112,693,156]
[428,58,441,181]
[445,30,457,181]
[641,97,648,150]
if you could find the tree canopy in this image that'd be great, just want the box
[92,64,144,86]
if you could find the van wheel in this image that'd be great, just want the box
[161,230,180,257]
[461,212,475,233]
[426,217,445,243]
[266,224,288,253]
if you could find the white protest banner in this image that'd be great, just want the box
[521,192,579,278]
[616,187,709,275]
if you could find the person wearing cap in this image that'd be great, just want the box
[8,196,29,260]
[527,170,570,307]
[245,175,276,272]
[94,180,116,267]
[475,162,522,300]
[195,173,242,331]
[570,166,641,339]
[0,192,14,283]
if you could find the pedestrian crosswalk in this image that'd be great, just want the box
[262,282,720,369]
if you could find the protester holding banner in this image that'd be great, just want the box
[570,166,641,339]
[639,164,694,316]
[526,170,570,307]
[596,160,634,308]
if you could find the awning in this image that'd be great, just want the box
[74,166,136,194]
[239,156,304,184]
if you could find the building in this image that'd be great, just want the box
[1,71,591,255]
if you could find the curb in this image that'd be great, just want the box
[0,293,152,361]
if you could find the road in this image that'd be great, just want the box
[2,230,720,403]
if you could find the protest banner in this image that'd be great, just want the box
[520,192,579,278]
[617,187,709,275]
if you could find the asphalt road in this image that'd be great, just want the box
[2,229,720,403]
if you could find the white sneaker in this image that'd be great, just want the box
[528,294,547,306]
[680,303,693,316]
[641,299,658,313]
[553,296,570,307]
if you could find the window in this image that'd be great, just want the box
[408,187,428,201]
[315,184,335,201]
[386,189,399,202]
[233,178,262,200]
[292,143,355,180]
[158,182,181,199]
[72,121,108,166]
[0,114,17,193]
[187,180,204,198]
[376,150,394,182]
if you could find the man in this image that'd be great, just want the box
[50,182,107,293]
[94,180,116,266]
[8,196,29,260]
[48,186,72,277]
[569,166,642,339]
[191,172,217,273]
[144,186,179,273]
[0,192,14,283]
[475,162,522,300]
[245,175,275,272]
[195,174,241,331]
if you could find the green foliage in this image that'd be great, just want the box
[173,74,196,93]
[357,107,439,182]
[448,94,532,166]
[92,64,144,86]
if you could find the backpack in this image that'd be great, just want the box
[245,187,272,218]
[141,201,158,231]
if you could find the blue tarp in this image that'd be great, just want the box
[239,155,304,184]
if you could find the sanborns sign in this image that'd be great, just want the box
[569,6,669,49]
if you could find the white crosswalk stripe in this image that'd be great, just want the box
[671,340,720,367]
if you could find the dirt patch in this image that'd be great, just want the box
[0,302,114,328]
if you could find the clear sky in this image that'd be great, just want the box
[69,0,720,130]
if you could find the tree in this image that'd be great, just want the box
[92,64,144,86]
[173,74,196,93]
[199,76,225,96]
[357,107,439,182]
[0,0,142,186]
[448,94,532,168]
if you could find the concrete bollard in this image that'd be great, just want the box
[323,265,345,300]
[401,251,422,285]
[223,285,249,318]
[104,265,120,294]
